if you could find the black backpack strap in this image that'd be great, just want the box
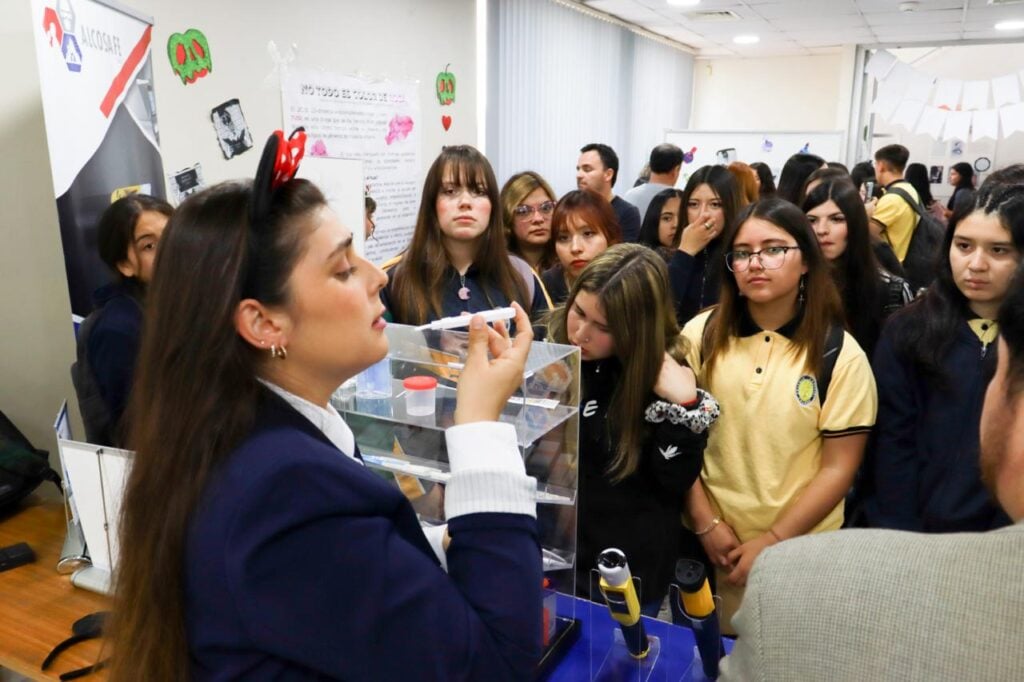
[885,185,927,222]
[818,324,845,406]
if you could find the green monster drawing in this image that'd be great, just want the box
[167,29,212,85]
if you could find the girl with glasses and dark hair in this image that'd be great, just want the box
[865,183,1024,534]
[802,179,913,359]
[108,132,544,681]
[500,170,558,273]
[382,145,549,327]
[547,243,717,616]
[74,193,173,446]
[668,165,743,324]
[541,189,621,305]
[637,188,686,262]
[681,198,877,634]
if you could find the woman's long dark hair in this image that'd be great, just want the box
[96,193,174,298]
[750,162,776,198]
[704,198,842,382]
[802,179,884,355]
[890,183,1024,385]
[389,145,531,324]
[108,180,327,680]
[776,153,825,204]
[951,161,975,190]
[638,188,685,250]
[905,163,935,206]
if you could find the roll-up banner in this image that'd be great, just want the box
[30,0,164,320]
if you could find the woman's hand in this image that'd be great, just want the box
[724,532,778,587]
[678,210,719,256]
[654,352,697,405]
[698,519,741,573]
[454,302,533,425]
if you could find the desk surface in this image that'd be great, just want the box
[0,498,109,681]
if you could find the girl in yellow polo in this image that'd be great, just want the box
[681,198,877,632]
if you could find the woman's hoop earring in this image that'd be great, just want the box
[270,344,288,360]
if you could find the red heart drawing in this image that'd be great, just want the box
[442,115,452,131]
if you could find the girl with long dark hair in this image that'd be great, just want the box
[383,145,548,325]
[668,165,743,324]
[637,188,685,261]
[682,198,877,632]
[548,244,717,614]
[945,161,976,218]
[905,162,946,224]
[750,162,776,198]
[802,179,913,359]
[866,184,1024,533]
[75,193,172,445]
[109,132,543,680]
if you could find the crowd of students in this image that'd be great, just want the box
[74,131,1023,678]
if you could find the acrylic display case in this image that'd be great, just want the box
[331,322,581,662]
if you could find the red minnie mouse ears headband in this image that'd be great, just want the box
[249,127,307,227]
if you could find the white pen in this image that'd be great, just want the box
[415,306,516,331]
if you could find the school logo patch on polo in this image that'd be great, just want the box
[795,375,817,406]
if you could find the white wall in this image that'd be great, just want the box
[130,0,477,189]
[2,0,476,466]
[690,50,854,137]
[0,1,80,461]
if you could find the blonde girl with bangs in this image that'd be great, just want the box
[382,145,549,326]
[500,170,558,273]
[681,198,878,633]
[548,243,719,615]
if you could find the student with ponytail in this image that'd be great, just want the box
[109,131,543,681]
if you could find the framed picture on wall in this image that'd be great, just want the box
[929,165,944,184]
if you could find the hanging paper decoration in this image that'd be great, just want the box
[168,28,212,85]
[682,146,696,164]
[865,49,1024,140]
[441,115,452,131]
[436,64,456,106]
[799,142,810,154]
[761,137,773,152]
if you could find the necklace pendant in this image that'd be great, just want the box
[458,286,471,300]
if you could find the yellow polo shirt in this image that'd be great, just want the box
[681,308,877,629]
[873,181,920,263]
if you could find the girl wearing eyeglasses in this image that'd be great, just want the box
[541,189,622,305]
[382,146,549,326]
[548,243,718,616]
[681,198,877,633]
[500,171,558,273]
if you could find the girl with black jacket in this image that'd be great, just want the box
[547,244,719,614]
[867,183,1024,532]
